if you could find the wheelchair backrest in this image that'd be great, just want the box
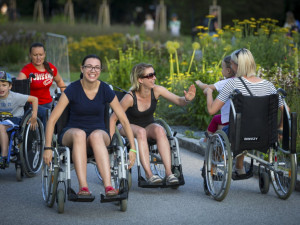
[229,93,278,155]
[11,78,31,111]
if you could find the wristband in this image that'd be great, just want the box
[130,149,137,153]
[44,147,54,151]
[184,96,191,103]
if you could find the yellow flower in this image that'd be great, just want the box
[289,44,294,47]
[232,19,239,23]
[181,61,188,66]
[192,42,200,50]
[236,28,241,32]
[166,41,173,49]
[173,41,180,49]
[273,39,279,43]
[206,15,215,19]
[212,34,219,38]
[204,27,209,30]
[266,18,271,21]
[250,17,256,21]
[250,25,256,28]
[196,26,204,29]
[168,105,173,108]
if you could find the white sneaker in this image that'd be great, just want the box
[234,167,246,175]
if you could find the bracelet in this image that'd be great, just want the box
[44,147,54,151]
[130,149,137,153]
[184,96,191,103]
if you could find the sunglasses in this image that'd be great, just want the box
[141,72,156,79]
[235,48,246,57]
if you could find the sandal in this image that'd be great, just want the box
[77,187,91,196]
[147,175,163,184]
[105,186,118,197]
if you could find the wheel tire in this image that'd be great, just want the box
[57,189,65,214]
[16,166,22,182]
[269,149,296,200]
[259,172,270,194]
[19,113,44,177]
[120,199,127,212]
[42,153,59,208]
[205,130,232,201]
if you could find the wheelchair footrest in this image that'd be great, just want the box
[138,176,185,188]
[100,191,128,203]
[232,170,253,181]
[68,188,95,202]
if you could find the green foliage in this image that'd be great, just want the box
[0,43,27,66]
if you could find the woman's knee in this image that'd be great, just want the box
[89,130,109,146]
[152,126,166,140]
[135,128,147,141]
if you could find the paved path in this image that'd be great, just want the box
[0,148,299,225]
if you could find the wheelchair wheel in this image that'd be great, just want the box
[16,165,22,182]
[259,171,270,194]
[42,151,59,208]
[57,189,65,214]
[20,112,44,177]
[268,148,296,199]
[205,130,232,201]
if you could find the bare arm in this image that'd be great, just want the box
[156,84,196,106]
[53,72,66,92]
[195,80,216,91]
[43,93,69,166]
[109,95,136,169]
[17,72,27,80]
[203,87,224,115]
[27,96,38,130]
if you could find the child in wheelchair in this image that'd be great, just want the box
[203,48,284,177]
[0,71,38,169]
[195,55,235,147]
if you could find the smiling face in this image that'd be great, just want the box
[0,81,11,99]
[30,47,46,67]
[81,57,101,82]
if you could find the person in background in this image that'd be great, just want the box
[17,42,66,129]
[144,14,154,32]
[284,11,300,36]
[169,13,181,37]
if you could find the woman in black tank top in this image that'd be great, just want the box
[110,63,196,185]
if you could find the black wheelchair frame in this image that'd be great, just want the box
[0,78,44,181]
[203,88,297,201]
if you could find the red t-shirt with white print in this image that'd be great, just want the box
[20,62,57,105]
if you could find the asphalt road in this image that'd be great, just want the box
[0,148,299,225]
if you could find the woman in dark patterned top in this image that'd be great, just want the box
[203,48,284,176]
[110,63,196,185]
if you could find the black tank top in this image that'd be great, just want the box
[126,89,157,128]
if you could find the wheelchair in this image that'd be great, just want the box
[113,90,185,189]
[203,88,297,201]
[41,93,130,213]
[0,78,44,181]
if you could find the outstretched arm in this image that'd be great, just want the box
[195,80,216,91]
[157,84,196,106]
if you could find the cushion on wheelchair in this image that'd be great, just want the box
[229,93,278,155]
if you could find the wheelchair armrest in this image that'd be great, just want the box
[277,88,287,97]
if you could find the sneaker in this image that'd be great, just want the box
[199,138,207,149]
[0,156,8,169]
[166,174,179,185]
[234,167,246,175]
[147,175,163,184]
